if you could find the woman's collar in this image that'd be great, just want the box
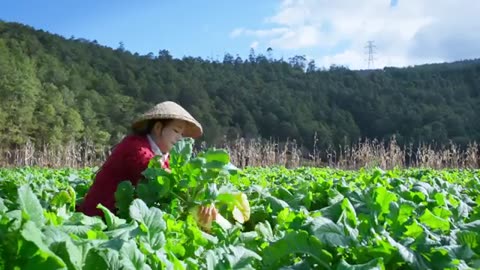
[147,134,163,156]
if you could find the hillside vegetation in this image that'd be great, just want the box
[1,21,479,153]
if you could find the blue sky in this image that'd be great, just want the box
[1,0,278,60]
[1,0,479,70]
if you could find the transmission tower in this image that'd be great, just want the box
[365,40,377,69]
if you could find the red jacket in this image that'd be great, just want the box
[78,134,169,217]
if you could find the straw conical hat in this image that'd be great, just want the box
[131,101,203,138]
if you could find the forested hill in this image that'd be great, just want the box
[1,20,479,152]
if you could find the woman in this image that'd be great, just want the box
[78,101,218,222]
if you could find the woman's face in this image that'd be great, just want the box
[152,119,186,153]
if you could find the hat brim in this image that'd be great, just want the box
[132,115,203,138]
[131,101,203,138]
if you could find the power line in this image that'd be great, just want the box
[365,40,377,69]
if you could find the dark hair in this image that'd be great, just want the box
[131,119,174,136]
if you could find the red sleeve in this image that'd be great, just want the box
[78,135,155,218]
[121,136,155,186]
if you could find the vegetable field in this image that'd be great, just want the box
[1,139,480,269]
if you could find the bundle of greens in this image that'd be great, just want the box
[114,138,251,233]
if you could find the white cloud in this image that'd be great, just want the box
[230,27,289,38]
[270,25,320,49]
[250,41,259,49]
[231,0,480,69]
[230,28,245,38]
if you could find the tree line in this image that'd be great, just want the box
[1,21,479,153]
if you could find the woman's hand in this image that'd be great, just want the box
[198,204,218,225]
[190,204,232,232]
